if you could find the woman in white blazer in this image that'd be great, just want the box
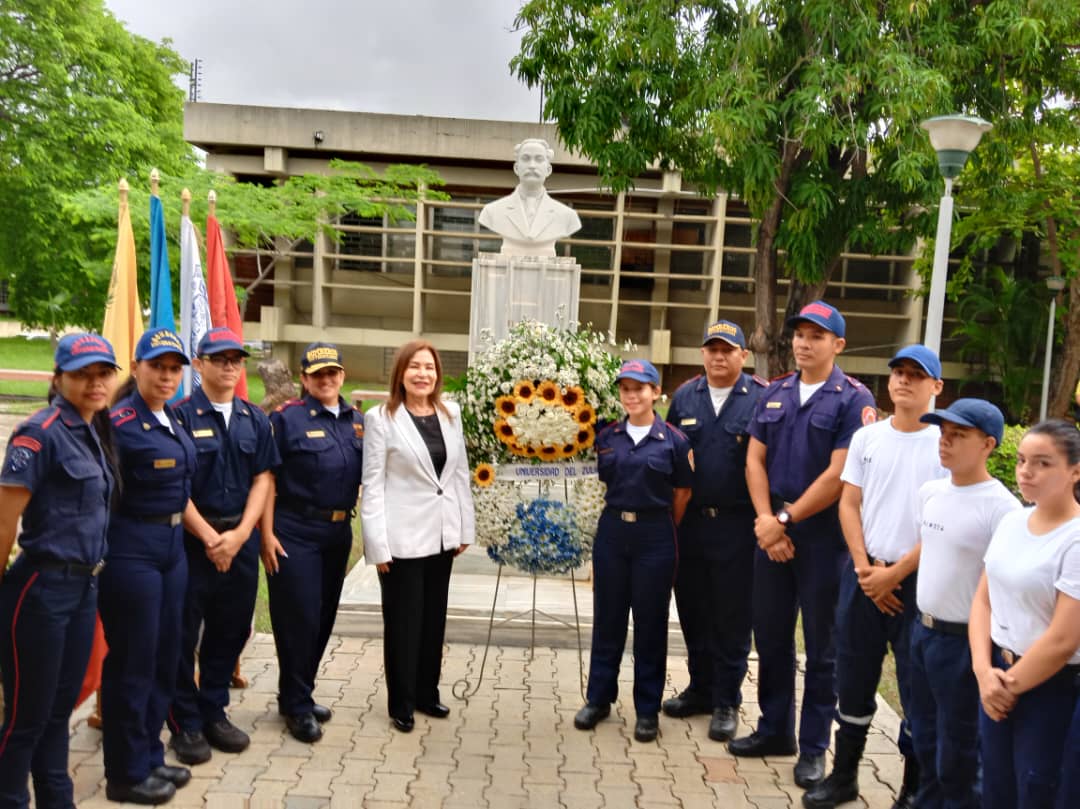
[361,340,474,733]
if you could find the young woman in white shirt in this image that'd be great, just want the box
[969,419,1080,809]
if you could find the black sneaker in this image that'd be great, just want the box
[204,718,250,753]
[169,730,211,765]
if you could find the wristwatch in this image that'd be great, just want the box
[776,508,793,526]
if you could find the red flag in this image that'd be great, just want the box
[205,212,248,399]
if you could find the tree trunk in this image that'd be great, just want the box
[1049,268,1079,420]
[749,139,802,379]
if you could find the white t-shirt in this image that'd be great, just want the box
[799,380,826,406]
[985,510,1080,662]
[210,400,233,428]
[625,422,651,445]
[151,409,174,434]
[840,418,946,562]
[916,477,1021,622]
[325,403,340,417]
[708,385,733,416]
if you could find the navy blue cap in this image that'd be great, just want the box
[889,344,942,379]
[786,300,846,338]
[301,342,344,374]
[702,320,746,349]
[197,327,249,357]
[920,398,1004,447]
[135,328,190,364]
[55,333,120,372]
[615,359,660,385]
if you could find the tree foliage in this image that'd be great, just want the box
[513,0,1080,387]
[0,0,193,329]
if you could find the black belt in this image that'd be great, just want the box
[33,559,106,577]
[202,514,243,532]
[868,555,895,567]
[125,511,183,527]
[280,500,353,523]
[919,612,967,636]
[604,507,669,523]
[994,644,1080,677]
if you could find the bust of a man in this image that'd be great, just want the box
[478,138,582,257]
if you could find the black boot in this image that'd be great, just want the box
[802,733,865,808]
[891,755,919,809]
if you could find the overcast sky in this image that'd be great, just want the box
[105,0,543,123]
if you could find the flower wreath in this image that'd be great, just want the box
[446,320,627,575]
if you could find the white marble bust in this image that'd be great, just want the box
[478,138,582,257]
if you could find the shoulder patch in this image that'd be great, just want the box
[11,435,42,453]
[111,407,137,427]
[861,406,878,426]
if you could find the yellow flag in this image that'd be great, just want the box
[102,180,143,379]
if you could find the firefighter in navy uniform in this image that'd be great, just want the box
[261,343,363,744]
[662,320,765,743]
[167,328,278,765]
[100,327,227,806]
[728,302,876,793]
[0,334,119,809]
[573,359,694,743]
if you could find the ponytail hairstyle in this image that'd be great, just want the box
[1025,419,1080,503]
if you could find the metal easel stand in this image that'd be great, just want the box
[451,561,587,703]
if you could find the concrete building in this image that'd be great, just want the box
[185,102,948,392]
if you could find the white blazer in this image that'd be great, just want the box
[361,400,475,565]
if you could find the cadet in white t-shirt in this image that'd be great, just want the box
[804,345,945,809]
[908,399,1020,809]
[970,420,1080,809]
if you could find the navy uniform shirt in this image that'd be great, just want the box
[596,414,694,511]
[270,394,364,511]
[111,392,197,516]
[667,372,766,509]
[176,387,279,518]
[748,364,875,505]
[0,396,113,564]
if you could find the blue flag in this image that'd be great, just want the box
[149,195,176,331]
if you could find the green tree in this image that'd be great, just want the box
[0,0,194,330]
[937,2,1080,420]
[512,0,961,375]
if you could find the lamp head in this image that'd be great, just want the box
[921,115,992,179]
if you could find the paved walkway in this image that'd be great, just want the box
[63,634,904,809]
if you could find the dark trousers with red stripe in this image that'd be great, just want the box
[0,556,97,809]
[585,510,677,717]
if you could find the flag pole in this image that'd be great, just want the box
[118,177,129,208]
[208,188,216,217]
[181,187,191,217]
[150,167,160,198]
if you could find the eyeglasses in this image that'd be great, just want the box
[204,354,245,368]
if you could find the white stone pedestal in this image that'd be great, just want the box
[468,254,581,356]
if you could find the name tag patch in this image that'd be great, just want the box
[306,430,326,438]
[192,429,215,438]
[679,418,697,426]
[153,458,176,469]
[766,401,783,409]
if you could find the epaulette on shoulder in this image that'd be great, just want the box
[22,404,58,429]
[595,420,618,438]
[664,421,689,441]
[674,374,702,393]
[40,405,62,430]
[844,374,866,389]
[275,398,304,413]
[175,395,192,407]
[110,406,137,427]
[751,374,768,387]
[770,371,796,383]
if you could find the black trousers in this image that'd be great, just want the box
[377,549,454,720]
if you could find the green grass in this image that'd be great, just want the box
[0,336,55,369]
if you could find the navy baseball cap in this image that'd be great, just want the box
[702,320,746,348]
[197,327,249,357]
[920,398,1004,447]
[615,359,660,385]
[889,344,942,379]
[55,333,120,372]
[135,328,189,364]
[786,300,846,338]
[301,342,344,374]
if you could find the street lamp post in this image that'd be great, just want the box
[920,115,993,359]
[1039,275,1066,421]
